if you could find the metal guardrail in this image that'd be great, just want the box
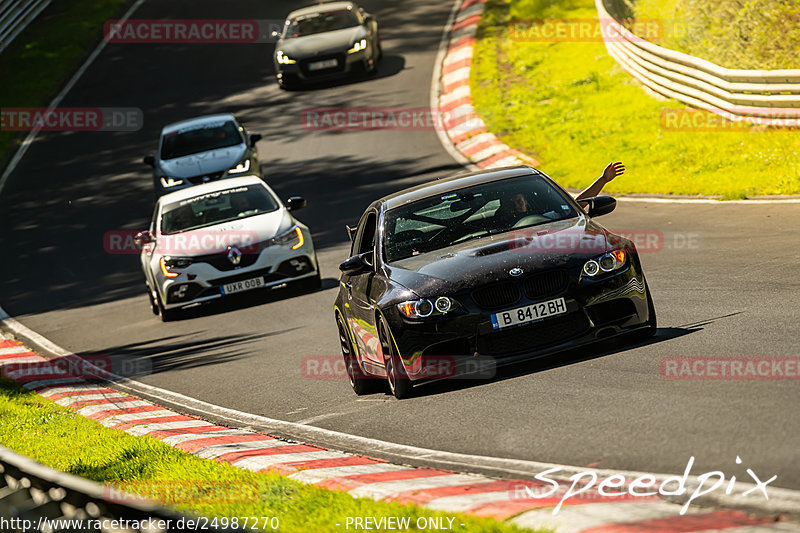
[595,0,800,126]
[0,445,246,532]
[0,0,53,54]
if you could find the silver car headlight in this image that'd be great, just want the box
[228,159,250,174]
[347,38,367,54]
[160,177,184,188]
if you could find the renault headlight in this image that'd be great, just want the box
[271,226,304,250]
[160,256,193,278]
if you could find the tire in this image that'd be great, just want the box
[156,291,180,322]
[146,284,159,316]
[378,317,412,399]
[277,75,298,91]
[337,315,375,395]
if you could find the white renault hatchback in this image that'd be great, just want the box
[135,175,319,321]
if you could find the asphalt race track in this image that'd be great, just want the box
[1,0,798,491]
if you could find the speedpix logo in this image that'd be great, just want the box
[514,456,775,515]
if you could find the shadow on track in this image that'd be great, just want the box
[74,331,289,377]
[360,315,740,400]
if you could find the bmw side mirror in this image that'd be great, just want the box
[134,230,154,246]
[143,155,155,167]
[583,196,616,217]
[339,252,373,274]
[249,133,262,147]
[287,196,306,211]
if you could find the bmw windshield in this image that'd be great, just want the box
[160,120,244,160]
[160,185,279,235]
[384,176,578,262]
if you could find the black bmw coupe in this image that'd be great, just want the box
[334,166,656,398]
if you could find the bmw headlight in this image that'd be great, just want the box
[582,249,626,277]
[160,177,184,188]
[276,51,296,64]
[160,256,193,277]
[397,297,457,319]
[271,226,304,250]
[347,38,367,54]
[228,159,251,174]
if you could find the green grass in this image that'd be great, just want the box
[0,378,537,532]
[0,0,131,164]
[470,0,800,198]
[630,0,800,70]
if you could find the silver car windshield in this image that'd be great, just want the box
[160,120,244,160]
[384,176,578,262]
[160,185,279,234]
[285,10,359,38]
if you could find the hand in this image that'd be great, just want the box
[601,161,625,183]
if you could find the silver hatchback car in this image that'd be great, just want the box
[143,114,263,196]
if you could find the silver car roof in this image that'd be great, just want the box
[161,113,238,136]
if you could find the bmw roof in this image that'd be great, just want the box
[287,2,357,20]
[161,113,238,136]
[157,175,266,205]
[380,166,542,210]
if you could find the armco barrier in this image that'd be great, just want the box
[0,0,53,54]
[0,445,245,532]
[596,0,800,126]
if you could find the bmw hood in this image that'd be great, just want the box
[279,27,366,57]
[155,210,295,257]
[159,145,247,178]
[385,217,619,296]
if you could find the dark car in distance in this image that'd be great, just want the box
[272,1,381,89]
[334,166,656,399]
